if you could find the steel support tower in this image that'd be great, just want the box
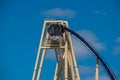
[32,20,99,80]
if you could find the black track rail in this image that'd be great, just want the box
[63,27,117,80]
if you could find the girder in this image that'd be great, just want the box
[32,20,117,80]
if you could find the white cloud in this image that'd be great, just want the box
[86,76,94,80]
[92,10,107,15]
[113,46,120,54]
[72,29,105,58]
[78,65,94,74]
[99,75,109,80]
[113,37,120,54]
[86,75,109,80]
[41,8,76,18]
[115,37,120,43]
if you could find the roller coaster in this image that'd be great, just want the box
[63,25,117,80]
[32,20,117,80]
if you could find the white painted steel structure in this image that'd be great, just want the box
[32,20,99,80]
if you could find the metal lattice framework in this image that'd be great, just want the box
[32,20,117,80]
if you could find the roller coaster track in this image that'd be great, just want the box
[63,27,117,80]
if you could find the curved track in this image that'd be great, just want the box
[63,27,117,80]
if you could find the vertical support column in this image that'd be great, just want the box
[65,42,68,80]
[68,50,75,80]
[54,63,58,80]
[95,58,99,80]
[70,38,80,80]
[37,49,46,80]
[32,21,46,80]
[36,33,49,80]
[65,21,80,80]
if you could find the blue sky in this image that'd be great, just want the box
[0,0,120,80]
